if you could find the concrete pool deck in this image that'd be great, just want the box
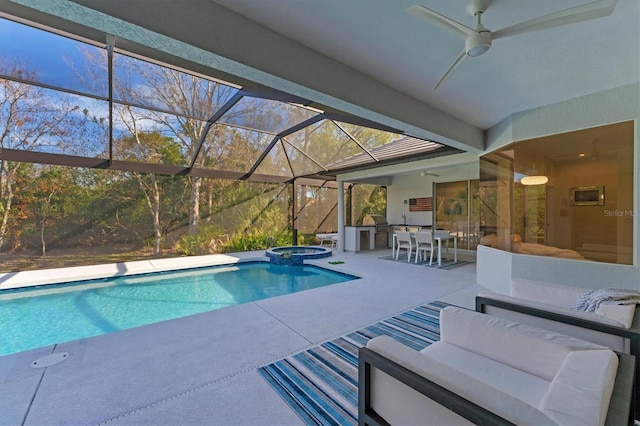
[0,248,482,425]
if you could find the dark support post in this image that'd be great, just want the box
[106,34,115,163]
[292,179,298,246]
[348,183,355,226]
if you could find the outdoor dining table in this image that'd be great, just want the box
[433,230,457,266]
[392,229,457,266]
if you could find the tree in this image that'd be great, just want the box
[113,109,183,254]
[111,55,238,235]
[0,65,81,250]
[30,168,69,259]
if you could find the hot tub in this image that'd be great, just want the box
[265,246,332,265]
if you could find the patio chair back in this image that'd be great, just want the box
[414,231,435,264]
[395,231,413,262]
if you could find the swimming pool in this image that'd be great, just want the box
[0,262,357,356]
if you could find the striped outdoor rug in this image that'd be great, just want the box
[258,300,451,426]
[379,254,473,270]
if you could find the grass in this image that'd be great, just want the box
[0,246,180,273]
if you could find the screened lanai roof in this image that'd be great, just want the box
[0,15,463,183]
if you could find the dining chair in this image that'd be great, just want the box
[414,230,435,264]
[395,231,413,262]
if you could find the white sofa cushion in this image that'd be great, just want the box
[420,341,550,407]
[508,278,637,329]
[370,367,474,425]
[539,349,618,426]
[477,292,630,353]
[596,303,636,328]
[511,278,587,307]
[440,306,605,381]
[479,292,627,328]
[366,335,557,425]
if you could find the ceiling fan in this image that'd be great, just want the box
[407,0,618,89]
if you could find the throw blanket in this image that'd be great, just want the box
[571,288,640,313]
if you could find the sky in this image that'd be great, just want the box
[1,17,108,96]
[0,15,381,173]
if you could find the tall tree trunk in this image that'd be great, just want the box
[189,176,201,234]
[137,173,163,256]
[206,180,213,224]
[152,176,161,255]
[0,174,14,251]
[39,191,56,260]
[40,215,46,260]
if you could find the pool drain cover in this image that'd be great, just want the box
[31,352,69,368]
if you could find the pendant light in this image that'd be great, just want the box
[521,175,548,185]
[520,164,548,186]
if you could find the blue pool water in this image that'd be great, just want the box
[0,262,356,356]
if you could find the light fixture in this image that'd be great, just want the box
[519,163,548,186]
[520,175,548,186]
[466,31,492,57]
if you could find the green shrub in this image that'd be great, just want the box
[175,224,227,256]
[177,228,319,255]
[221,231,293,253]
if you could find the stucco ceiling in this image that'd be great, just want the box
[212,0,639,130]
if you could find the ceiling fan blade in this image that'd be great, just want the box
[493,0,617,40]
[406,5,475,40]
[433,49,467,90]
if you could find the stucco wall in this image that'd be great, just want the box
[387,164,479,226]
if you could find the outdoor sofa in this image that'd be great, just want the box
[359,306,635,425]
[476,278,640,418]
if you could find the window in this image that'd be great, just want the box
[479,121,634,264]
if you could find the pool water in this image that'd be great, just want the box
[0,262,356,356]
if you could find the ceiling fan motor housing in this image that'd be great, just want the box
[466,31,492,56]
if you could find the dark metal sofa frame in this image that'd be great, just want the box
[359,344,636,426]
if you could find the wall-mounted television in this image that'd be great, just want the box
[570,186,604,206]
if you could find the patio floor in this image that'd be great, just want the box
[0,248,482,425]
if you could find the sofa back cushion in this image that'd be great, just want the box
[439,307,605,381]
[420,341,551,407]
[510,278,587,307]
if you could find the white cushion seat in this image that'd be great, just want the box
[420,341,551,407]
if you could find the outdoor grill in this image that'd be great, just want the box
[362,214,389,248]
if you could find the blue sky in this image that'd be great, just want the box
[0,17,107,96]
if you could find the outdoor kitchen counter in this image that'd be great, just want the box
[344,226,376,251]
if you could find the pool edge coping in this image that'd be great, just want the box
[0,253,267,290]
[0,249,364,291]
